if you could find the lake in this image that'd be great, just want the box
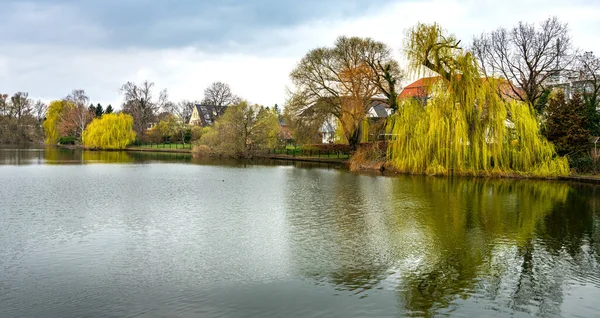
[1,146,599,317]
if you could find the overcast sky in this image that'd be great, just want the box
[1,0,599,109]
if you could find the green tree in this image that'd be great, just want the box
[198,101,279,157]
[95,103,104,117]
[82,113,136,149]
[543,90,590,156]
[105,104,114,114]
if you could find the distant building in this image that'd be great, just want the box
[189,104,215,126]
[543,69,598,99]
[278,117,294,145]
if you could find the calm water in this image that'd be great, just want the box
[1,147,599,317]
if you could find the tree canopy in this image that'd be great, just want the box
[288,36,402,149]
[82,113,136,149]
[472,16,574,111]
[198,101,279,157]
[387,22,569,177]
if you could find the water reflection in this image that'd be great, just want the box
[0,146,345,170]
[285,175,599,316]
[1,146,598,317]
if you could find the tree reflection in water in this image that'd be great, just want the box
[284,173,599,316]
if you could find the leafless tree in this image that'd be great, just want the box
[202,82,240,122]
[577,52,600,106]
[0,94,9,116]
[33,100,47,123]
[65,89,92,138]
[171,100,196,124]
[120,80,168,136]
[576,51,600,135]
[0,92,40,143]
[9,92,33,123]
[472,16,575,111]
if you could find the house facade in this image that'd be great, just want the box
[543,69,598,99]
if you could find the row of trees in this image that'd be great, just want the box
[285,17,599,175]
[0,92,47,143]
[9,80,241,148]
[285,16,600,154]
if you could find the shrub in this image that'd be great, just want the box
[569,153,600,174]
[58,136,76,145]
[349,142,386,171]
[192,144,212,157]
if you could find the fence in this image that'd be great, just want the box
[270,145,351,159]
[137,142,193,150]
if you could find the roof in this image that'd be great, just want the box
[370,102,389,118]
[399,77,441,99]
[399,76,523,100]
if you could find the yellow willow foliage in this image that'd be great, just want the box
[361,118,370,143]
[334,118,349,144]
[43,100,68,144]
[387,23,569,177]
[82,113,136,149]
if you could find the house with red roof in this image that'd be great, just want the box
[399,76,522,103]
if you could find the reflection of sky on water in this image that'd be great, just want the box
[0,147,599,317]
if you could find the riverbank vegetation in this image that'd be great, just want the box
[193,101,280,157]
[3,16,599,178]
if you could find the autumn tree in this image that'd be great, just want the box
[198,101,279,157]
[83,113,136,149]
[120,80,168,137]
[289,36,400,149]
[543,90,590,156]
[472,16,574,111]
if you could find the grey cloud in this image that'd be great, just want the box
[2,0,396,51]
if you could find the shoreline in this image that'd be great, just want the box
[50,145,600,183]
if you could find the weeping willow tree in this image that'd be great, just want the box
[43,100,69,144]
[82,113,136,149]
[387,23,569,177]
